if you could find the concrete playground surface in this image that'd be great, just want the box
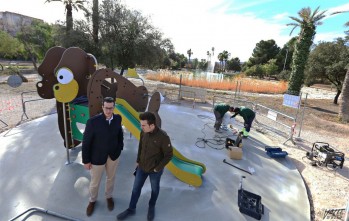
[1,103,310,221]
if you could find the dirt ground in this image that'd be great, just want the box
[0,73,348,221]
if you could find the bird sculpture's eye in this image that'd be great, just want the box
[56,68,74,84]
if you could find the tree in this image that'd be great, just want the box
[0,31,24,59]
[137,31,173,69]
[198,59,208,71]
[98,0,173,72]
[304,38,349,104]
[64,19,96,52]
[218,50,230,72]
[286,6,336,95]
[226,57,241,72]
[245,65,265,78]
[339,22,349,122]
[246,39,280,68]
[163,57,171,68]
[167,52,186,69]
[187,49,193,66]
[192,58,199,69]
[67,0,100,54]
[92,0,99,45]
[223,51,230,64]
[340,69,349,122]
[275,37,297,72]
[98,0,139,72]
[45,0,88,32]
[17,20,54,70]
[217,52,223,72]
[263,59,279,79]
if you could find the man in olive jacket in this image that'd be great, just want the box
[82,97,124,216]
[117,112,173,221]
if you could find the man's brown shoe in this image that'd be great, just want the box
[107,197,114,211]
[86,201,96,216]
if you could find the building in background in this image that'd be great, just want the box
[0,11,42,36]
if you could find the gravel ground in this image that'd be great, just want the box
[0,73,348,221]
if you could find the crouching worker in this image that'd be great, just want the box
[213,103,234,132]
[117,112,173,221]
[231,106,255,137]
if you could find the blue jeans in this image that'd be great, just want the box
[129,167,163,210]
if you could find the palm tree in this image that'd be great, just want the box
[206,51,211,61]
[187,49,193,66]
[92,0,99,44]
[286,6,327,95]
[211,47,215,57]
[217,52,223,72]
[218,50,230,72]
[339,22,349,122]
[223,50,230,71]
[45,0,87,32]
[339,71,349,122]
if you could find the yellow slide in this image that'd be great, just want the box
[114,98,206,187]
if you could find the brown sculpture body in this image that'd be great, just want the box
[37,47,161,148]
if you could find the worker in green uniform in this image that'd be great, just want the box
[231,106,255,137]
[213,103,234,132]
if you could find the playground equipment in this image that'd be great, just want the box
[36,46,206,187]
[114,98,205,186]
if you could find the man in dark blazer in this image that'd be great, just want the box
[82,97,124,216]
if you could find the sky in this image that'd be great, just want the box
[1,0,349,62]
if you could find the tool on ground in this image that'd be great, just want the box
[265,146,288,158]
[228,124,238,134]
[223,159,254,175]
[238,176,264,220]
[225,132,243,149]
[306,142,345,170]
[225,138,235,148]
